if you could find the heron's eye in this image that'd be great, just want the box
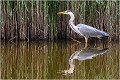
[65,11,67,13]
[67,10,71,12]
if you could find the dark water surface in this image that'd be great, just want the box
[1,40,119,79]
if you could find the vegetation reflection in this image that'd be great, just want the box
[1,41,119,79]
[59,46,109,75]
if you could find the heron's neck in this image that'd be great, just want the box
[68,58,75,73]
[69,13,75,26]
[69,13,80,34]
[69,59,75,68]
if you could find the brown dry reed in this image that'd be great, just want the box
[0,1,119,41]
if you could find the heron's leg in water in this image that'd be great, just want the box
[84,37,88,48]
[70,37,81,43]
[94,41,97,48]
[94,38,99,48]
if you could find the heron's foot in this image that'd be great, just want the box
[70,37,81,43]
[57,69,73,75]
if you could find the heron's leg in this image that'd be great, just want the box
[84,37,88,48]
[94,41,97,48]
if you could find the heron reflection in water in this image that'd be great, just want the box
[57,10,109,47]
[58,47,109,75]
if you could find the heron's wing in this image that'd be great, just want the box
[77,48,108,60]
[77,24,109,37]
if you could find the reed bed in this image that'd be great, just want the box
[0,1,119,41]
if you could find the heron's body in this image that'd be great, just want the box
[57,10,109,45]
[77,24,109,38]
[61,47,109,74]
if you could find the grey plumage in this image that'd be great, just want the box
[69,48,108,61]
[57,10,109,44]
[77,24,109,38]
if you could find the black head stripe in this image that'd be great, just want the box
[66,10,71,12]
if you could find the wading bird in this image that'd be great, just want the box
[59,48,109,75]
[57,10,109,47]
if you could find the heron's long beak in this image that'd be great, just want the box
[57,12,68,14]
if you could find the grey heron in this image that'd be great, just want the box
[59,47,108,75]
[57,10,109,46]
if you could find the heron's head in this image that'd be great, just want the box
[57,10,72,15]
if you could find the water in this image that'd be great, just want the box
[1,40,119,79]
